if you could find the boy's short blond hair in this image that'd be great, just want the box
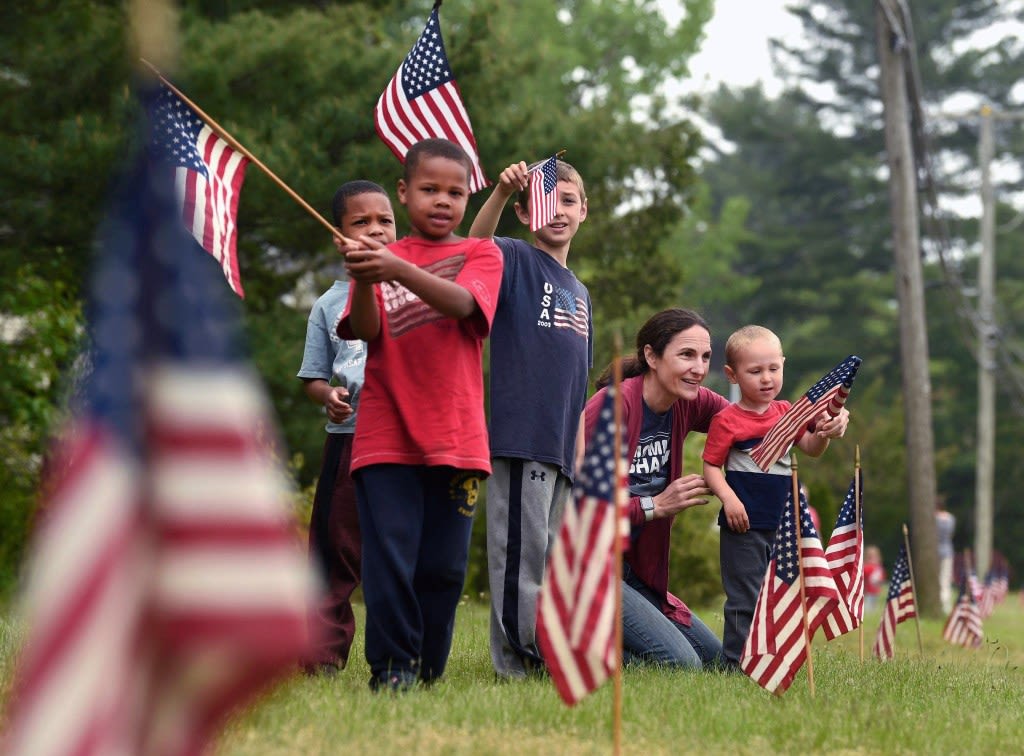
[724,325,783,368]
[516,160,587,210]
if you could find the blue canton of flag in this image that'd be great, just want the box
[148,84,250,297]
[528,156,559,232]
[750,355,862,471]
[373,7,489,192]
[553,286,589,338]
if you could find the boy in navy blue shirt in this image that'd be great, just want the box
[469,158,593,678]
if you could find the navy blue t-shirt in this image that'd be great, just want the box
[628,402,673,497]
[488,237,593,478]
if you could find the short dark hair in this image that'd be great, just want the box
[596,308,710,388]
[331,180,389,227]
[403,138,473,185]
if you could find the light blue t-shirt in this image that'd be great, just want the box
[296,280,366,434]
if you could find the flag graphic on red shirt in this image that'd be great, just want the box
[537,388,629,705]
[149,83,249,297]
[373,6,489,193]
[821,477,864,639]
[741,493,840,694]
[873,543,916,660]
[2,101,315,756]
[750,355,861,471]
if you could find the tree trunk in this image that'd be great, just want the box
[875,0,941,617]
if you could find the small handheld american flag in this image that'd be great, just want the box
[749,355,862,471]
[528,156,559,232]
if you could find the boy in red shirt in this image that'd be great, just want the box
[337,139,503,691]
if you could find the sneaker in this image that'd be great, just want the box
[368,670,419,694]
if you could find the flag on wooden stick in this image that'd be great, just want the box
[148,83,250,297]
[872,543,916,660]
[943,578,984,649]
[2,96,316,756]
[537,387,628,706]
[740,493,840,694]
[373,4,489,193]
[750,355,862,471]
[528,156,559,232]
[821,476,864,639]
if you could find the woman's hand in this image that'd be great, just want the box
[651,473,711,519]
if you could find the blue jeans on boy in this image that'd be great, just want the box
[621,569,722,669]
[354,464,481,688]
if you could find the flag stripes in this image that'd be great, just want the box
[537,388,627,705]
[872,543,916,660]
[373,8,488,193]
[741,494,840,694]
[750,355,861,471]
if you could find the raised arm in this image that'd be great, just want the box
[467,161,529,238]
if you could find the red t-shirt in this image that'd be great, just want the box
[338,236,502,474]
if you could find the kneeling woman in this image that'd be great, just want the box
[585,308,725,669]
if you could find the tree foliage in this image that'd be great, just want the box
[691,0,1024,579]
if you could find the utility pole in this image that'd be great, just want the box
[875,0,941,616]
[975,105,996,578]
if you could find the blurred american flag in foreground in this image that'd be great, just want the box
[3,90,316,756]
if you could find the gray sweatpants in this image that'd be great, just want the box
[487,458,571,678]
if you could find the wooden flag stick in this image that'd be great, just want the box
[611,330,624,756]
[902,524,924,655]
[791,454,816,697]
[138,58,353,245]
[855,445,864,662]
[527,150,567,171]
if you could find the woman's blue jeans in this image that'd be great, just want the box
[621,575,723,669]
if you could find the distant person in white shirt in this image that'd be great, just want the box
[935,496,956,613]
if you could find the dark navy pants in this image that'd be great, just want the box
[354,463,481,684]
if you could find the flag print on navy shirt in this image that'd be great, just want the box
[553,286,588,337]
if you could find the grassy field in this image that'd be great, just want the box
[216,597,1023,756]
[3,597,1023,755]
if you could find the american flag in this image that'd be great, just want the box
[749,355,862,471]
[553,287,589,338]
[943,578,984,648]
[740,493,840,694]
[373,7,488,193]
[821,477,864,640]
[537,388,628,706]
[2,112,315,756]
[872,543,916,661]
[528,156,559,232]
[148,83,250,297]
[978,556,1008,619]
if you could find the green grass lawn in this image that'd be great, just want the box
[3,596,1023,755]
[215,597,1024,755]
